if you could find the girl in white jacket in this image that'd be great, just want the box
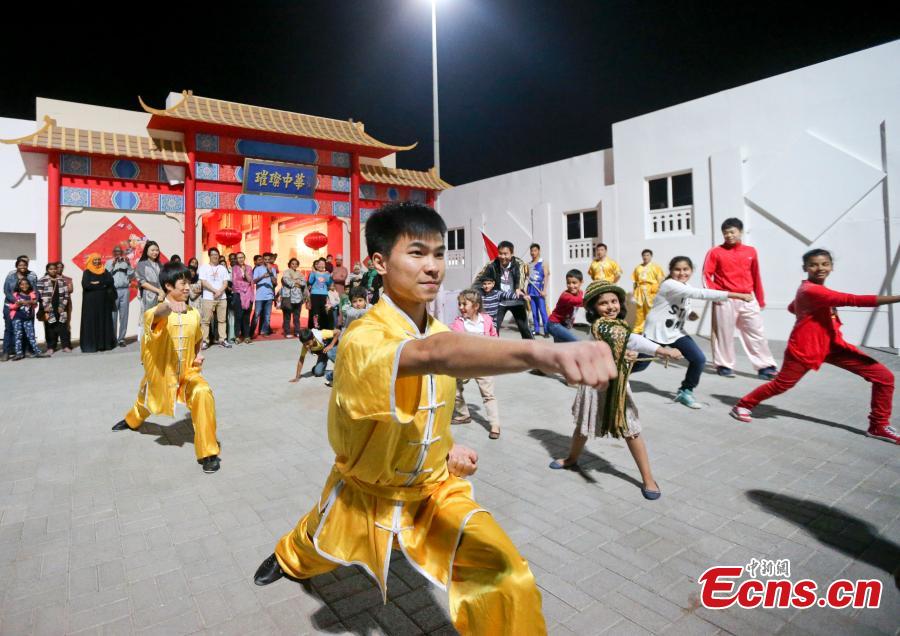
[643,257,751,409]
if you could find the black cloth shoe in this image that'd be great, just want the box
[254,553,284,586]
[201,456,220,473]
[111,420,131,431]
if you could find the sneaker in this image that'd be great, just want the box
[866,424,900,444]
[201,456,221,473]
[716,366,735,378]
[324,379,333,387]
[12,354,24,361]
[201,341,209,350]
[758,366,778,380]
[118,339,127,348]
[730,406,752,423]
[674,389,703,409]
[220,340,232,349]
[285,334,293,338]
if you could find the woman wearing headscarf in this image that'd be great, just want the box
[136,240,163,314]
[80,253,116,353]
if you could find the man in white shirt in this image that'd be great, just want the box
[198,247,231,349]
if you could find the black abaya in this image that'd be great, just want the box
[80,270,116,353]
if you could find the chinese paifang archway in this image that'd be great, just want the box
[1,90,452,266]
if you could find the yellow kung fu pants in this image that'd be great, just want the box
[633,301,651,334]
[123,374,220,461]
[275,479,547,636]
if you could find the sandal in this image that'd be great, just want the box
[488,429,500,440]
[549,459,577,470]
[451,416,472,424]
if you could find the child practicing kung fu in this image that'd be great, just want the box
[731,248,900,444]
[549,281,682,499]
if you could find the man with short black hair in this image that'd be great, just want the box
[198,248,231,349]
[475,241,532,339]
[256,202,618,635]
[112,262,221,473]
[588,243,622,283]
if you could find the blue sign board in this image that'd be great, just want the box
[242,159,317,199]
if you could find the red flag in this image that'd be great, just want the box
[481,232,499,261]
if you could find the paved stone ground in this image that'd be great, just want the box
[0,329,898,635]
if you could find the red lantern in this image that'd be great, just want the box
[216,227,242,247]
[304,231,328,250]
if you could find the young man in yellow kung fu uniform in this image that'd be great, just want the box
[112,262,221,474]
[254,203,617,635]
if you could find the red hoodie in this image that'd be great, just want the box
[785,280,877,370]
[703,243,765,307]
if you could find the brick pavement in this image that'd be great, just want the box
[0,331,897,635]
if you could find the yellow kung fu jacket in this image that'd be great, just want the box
[315,294,486,598]
[135,304,203,416]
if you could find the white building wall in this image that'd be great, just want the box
[438,150,613,323]
[1,118,49,341]
[612,40,900,349]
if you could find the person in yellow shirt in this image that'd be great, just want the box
[587,243,622,283]
[288,327,339,383]
[111,262,221,474]
[631,249,666,334]
[254,202,618,636]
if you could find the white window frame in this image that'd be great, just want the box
[563,208,600,263]
[645,171,694,237]
[446,226,465,268]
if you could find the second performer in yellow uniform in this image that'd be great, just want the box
[631,249,666,334]
[254,203,619,635]
[587,242,622,283]
[112,262,221,473]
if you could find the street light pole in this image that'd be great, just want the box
[431,0,440,178]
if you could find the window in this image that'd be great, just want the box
[647,172,694,236]
[447,227,465,268]
[647,172,693,210]
[564,209,600,261]
[447,227,465,251]
[565,210,598,241]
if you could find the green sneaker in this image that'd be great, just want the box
[675,389,703,409]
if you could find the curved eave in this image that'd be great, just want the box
[360,165,452,191]
[0,115,56,145]
[139,91,416,154]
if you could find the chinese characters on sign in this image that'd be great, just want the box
[242,159,317,198]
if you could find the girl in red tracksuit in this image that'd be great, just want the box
[731,249,900,444]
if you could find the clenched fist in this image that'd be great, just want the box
[447,444,478,477]
[531,340,617,388]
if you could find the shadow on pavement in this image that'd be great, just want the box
[136,418,196,448]
[746,489,899,589]
[528,428,642,489]
[707,393,867,438]
[287,557,454,634]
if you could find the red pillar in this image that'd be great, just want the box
[47,153,61,262]
[205,212,221,253]
[327,216,344,258]
[260,214,272,253]
[184,135,197,261]
[350,153,361,264]
[426,190,436,208]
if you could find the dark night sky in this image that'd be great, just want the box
[2,1,899,185]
